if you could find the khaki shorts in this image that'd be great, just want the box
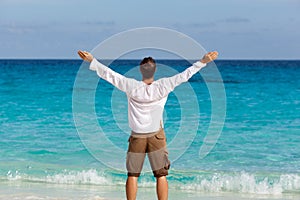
[126,128,170,177]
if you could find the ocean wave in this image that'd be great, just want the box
[5,169,111,185]
[3,169,300,195]
[176,172,300,195]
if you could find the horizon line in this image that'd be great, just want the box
[0,57,300,61]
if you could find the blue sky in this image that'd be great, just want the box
[0,0,299,59]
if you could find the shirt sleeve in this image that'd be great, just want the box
[89,58,137,93]
[157,61,206,93]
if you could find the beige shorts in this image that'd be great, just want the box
[126,128,170,177]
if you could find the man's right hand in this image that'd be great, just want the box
[200,51,218,64]
[78,50,94,62]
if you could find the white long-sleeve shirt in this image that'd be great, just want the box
[89,58,206,133]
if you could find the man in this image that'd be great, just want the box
[78,50,218,200]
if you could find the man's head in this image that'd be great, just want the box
[140,57,156,79]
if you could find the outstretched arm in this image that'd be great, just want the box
[158,51,218,93]
[78,50,136,92]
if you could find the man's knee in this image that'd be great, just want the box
[127,175,138,180]
[126,176,138,184]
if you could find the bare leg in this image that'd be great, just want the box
[156,176,168,200]
[126,176,138,200]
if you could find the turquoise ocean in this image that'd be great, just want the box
[0,59,299,199]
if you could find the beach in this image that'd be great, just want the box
[1,181,300,200]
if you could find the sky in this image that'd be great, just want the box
[0,0,299,59]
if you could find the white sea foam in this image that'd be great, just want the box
[44,169,110,185]
[6,169,111,186]
[179,171,300,195]
[6,170,22,181]
[4,169,300,195]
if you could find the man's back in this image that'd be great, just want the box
[89,58,206,133]
[127,81,169,133]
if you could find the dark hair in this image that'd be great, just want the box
[139,57,156,79]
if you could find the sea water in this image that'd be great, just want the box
[0,59,299,199]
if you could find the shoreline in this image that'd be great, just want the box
[1,181,299,200]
